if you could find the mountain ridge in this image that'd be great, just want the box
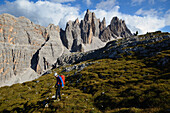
[0,10,132,87]
[53,31,170,68]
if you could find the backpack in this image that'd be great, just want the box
[60,75,65,85]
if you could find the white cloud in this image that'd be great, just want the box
[83,0,92,6]
[131,0,145,5]
[132,0,157,5]
[96,0,117,11]
[165,9,170,25]
[123,15,165,34]
[149,0,155,4]
[0,0,81,29]
[135,8,158,16]
[49,0,76,3]
[86,0,92,6]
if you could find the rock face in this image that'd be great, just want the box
[100,17,132,42]
[0,9,132,87]
[99,17,106,32]
[61,19,83,52]
[0,14,68,87]
[31,24,69,74]
[110,17,132,38]
[0,14,44,86]
[99,27,112,42]
[81,10,100,40]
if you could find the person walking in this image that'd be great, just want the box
[54,73,64,101]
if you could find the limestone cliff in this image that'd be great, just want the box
[0,9,132,87]
[0,14,68,87]
[100,17,132,42]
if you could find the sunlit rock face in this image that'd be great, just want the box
[0,14,67,87]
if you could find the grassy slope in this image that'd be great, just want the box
[0,33,170,113]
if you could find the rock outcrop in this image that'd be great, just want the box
[61,19,83,52]
[99,17,106,32]
[31,24,70,74]
[0,9,132,87]
[100,17,132,42]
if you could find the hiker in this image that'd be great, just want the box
[54,73,64,101]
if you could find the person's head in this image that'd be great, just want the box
[54,73,58,77]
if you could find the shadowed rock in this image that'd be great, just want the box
[100,17,132,42]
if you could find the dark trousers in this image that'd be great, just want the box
[56,85,61,100]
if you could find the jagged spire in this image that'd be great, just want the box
[84,9,92,22]
[99,17,106,32]
[110,17,119,25]
[87,9,90,13]
[74,18,79,24]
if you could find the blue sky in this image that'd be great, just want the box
[0,0,169,34]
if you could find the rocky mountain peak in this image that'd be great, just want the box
[1,13,17,21]
[110,16,119,23]
[47,24,60,31]
[84,9,92,22]
[74,18,79,24]
[66,20,73,28]
[92,12,96,18]
[99,17,106,32]
[99,16,132,42]
[0,10,133,87]
[86,9,90,13]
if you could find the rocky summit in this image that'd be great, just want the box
[0,10,132,87]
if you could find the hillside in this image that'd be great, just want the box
[0,31,170,113]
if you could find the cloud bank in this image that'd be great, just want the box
[0,0,81,29]
[0,0,168,34]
